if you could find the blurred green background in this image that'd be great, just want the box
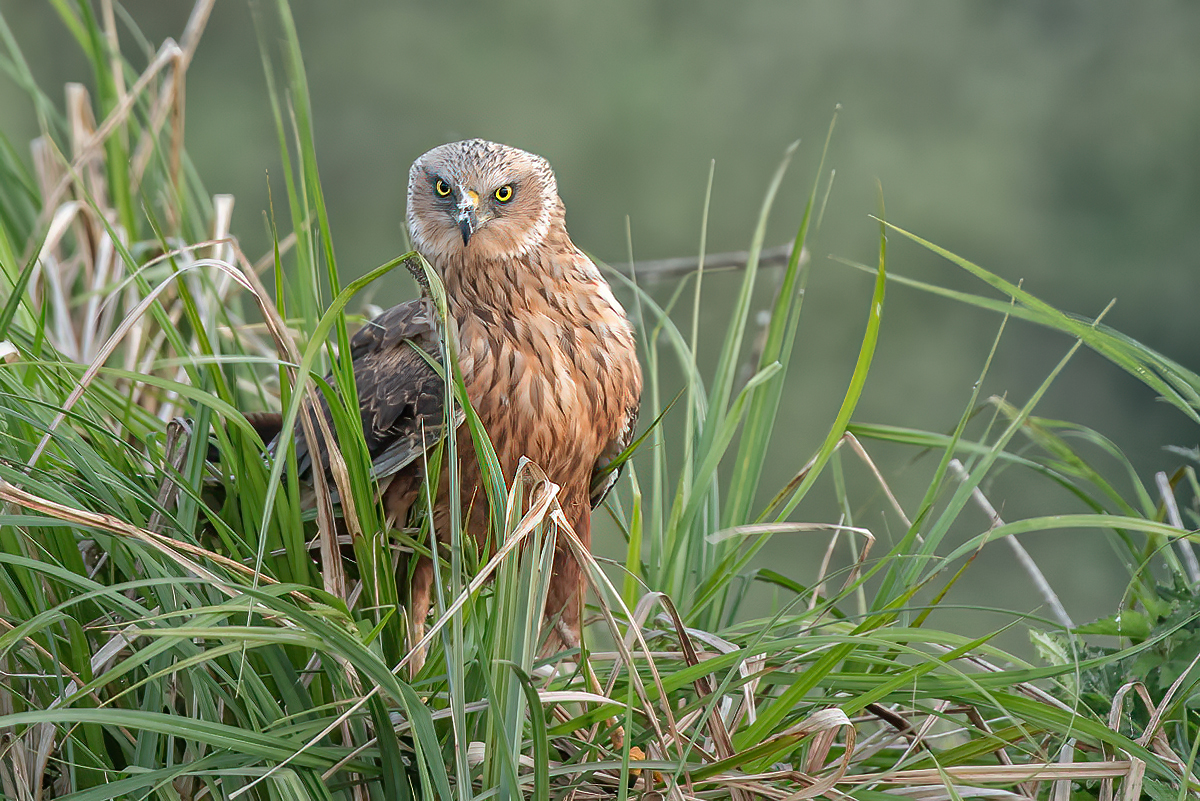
[2,1,1198,636]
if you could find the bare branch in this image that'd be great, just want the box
[614,243,798,281]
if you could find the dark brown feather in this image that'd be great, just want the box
[282,297,452,485]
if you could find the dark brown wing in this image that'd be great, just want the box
[287,297,452,483]
[589,400,640,508]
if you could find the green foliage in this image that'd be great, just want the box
[0,2,1197,800]
[1069,575,1200,723]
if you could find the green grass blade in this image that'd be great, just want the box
[723,111,836,530]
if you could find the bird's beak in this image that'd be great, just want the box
[457,190,479,246]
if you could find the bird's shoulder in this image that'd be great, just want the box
[349,296,440,360]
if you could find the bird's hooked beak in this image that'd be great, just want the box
[456,190,480,246]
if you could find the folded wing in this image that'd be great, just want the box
[285,297,453,483]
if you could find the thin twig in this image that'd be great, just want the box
[1155,471,1200,583]
[948,459,1074,628]
[610,243,796,281]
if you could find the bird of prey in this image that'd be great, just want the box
[278,140,642,671]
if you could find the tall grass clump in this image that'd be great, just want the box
[0,1,1197,799]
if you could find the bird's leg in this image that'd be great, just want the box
[545,511,649,779]
[545,507,587,652]
[381,482,431,679]
[406,555,433,678]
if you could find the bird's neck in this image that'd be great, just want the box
[437,227,608,324]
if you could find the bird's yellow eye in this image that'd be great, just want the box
[494,184,514,203]
[434,179,452,197]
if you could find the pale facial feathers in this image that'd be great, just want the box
[407,139,559,264]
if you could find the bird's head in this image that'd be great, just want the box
[407,139,561,264]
